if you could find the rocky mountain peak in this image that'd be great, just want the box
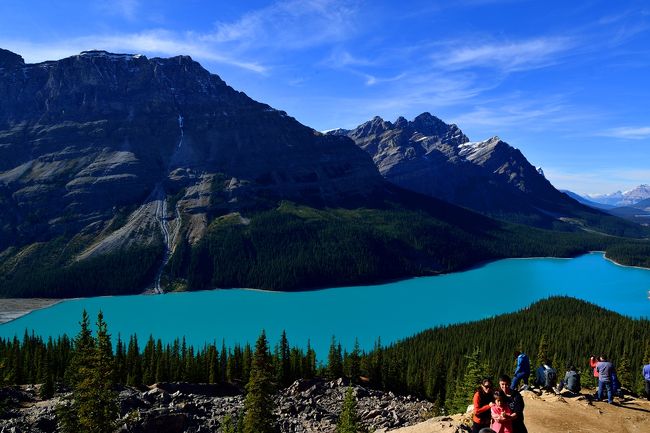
[410,112,449,136]
[0,48,383,264]
[394,116,408,128]
[341,113,586,226]
[0,48,24,69]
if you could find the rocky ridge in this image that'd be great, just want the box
[332,113,604,227]
[0,378,434,433]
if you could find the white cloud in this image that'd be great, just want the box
[97,0,140,21]
[598,126,650,140]
[434,37,575,72]
[203,0,359,50]
[1,30,268,73]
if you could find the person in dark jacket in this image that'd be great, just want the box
[556,365,581,394]
[499,374,528,433]
[471,378,495,433]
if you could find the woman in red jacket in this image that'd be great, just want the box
[472,378,495,433]
[590,355,601,387]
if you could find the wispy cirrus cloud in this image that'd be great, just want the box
[203,0,359,50]
[3,0,362,75]
[434,36,576,72]
[597,126,650,140]
[97,0,140,21]
[1,30,268,73]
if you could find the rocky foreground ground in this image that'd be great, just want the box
[3,380,650,433]
[392,389,650,433]
[0,378,434,433]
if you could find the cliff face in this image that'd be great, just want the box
[0,49,382,251]
[0,49,387,296]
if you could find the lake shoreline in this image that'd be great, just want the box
[0,298,62,325]
[1,251,648,326]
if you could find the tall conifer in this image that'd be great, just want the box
[243,330,276,433]
[337,386,361,433]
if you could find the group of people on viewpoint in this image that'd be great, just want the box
[470,351,650,433]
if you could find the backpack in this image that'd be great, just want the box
[544,367,557,388]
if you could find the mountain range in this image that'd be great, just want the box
[563,187,650,225]
[0,49,647,298]
[586,184,650,207]
[329,114,636,230]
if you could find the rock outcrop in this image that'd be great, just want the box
[0,378,434,433]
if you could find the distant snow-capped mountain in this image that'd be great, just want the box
[587,184,650,207]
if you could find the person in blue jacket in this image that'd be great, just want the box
[511,351,530,390]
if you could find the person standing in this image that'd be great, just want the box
[596,355,615,404]
[643,363,650,400]
[499,375,528,433]
[471,379,495,433]
[589,355,600,387]
[511,351,530,391]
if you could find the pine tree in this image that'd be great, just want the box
[77,311,118,432]
[448,347,489,414]
[617,351,632,390]
[243,330,276,433]
[58,311,118,433]
[302,340,316,379]
[221,414,237,433]
[58,310,95,432]
[277,331,291,387]
[536,334,549,367]
[126,335,142,387]
[347,339,361,383]
[65,310,94,387]
[337,386,361,433]
[328,336,343,379]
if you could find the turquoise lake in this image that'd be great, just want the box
[1,252,649,357]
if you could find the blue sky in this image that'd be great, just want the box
[1,0,649,194]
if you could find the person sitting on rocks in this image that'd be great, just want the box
[534,360,557,392]
[555,365,581,395]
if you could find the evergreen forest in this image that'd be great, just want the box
[2,189,649,297]
[1,297,649,417]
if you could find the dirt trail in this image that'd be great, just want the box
[388,390,650,433]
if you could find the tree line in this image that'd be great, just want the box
[167,201,650,292]
[1,297,649,422]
